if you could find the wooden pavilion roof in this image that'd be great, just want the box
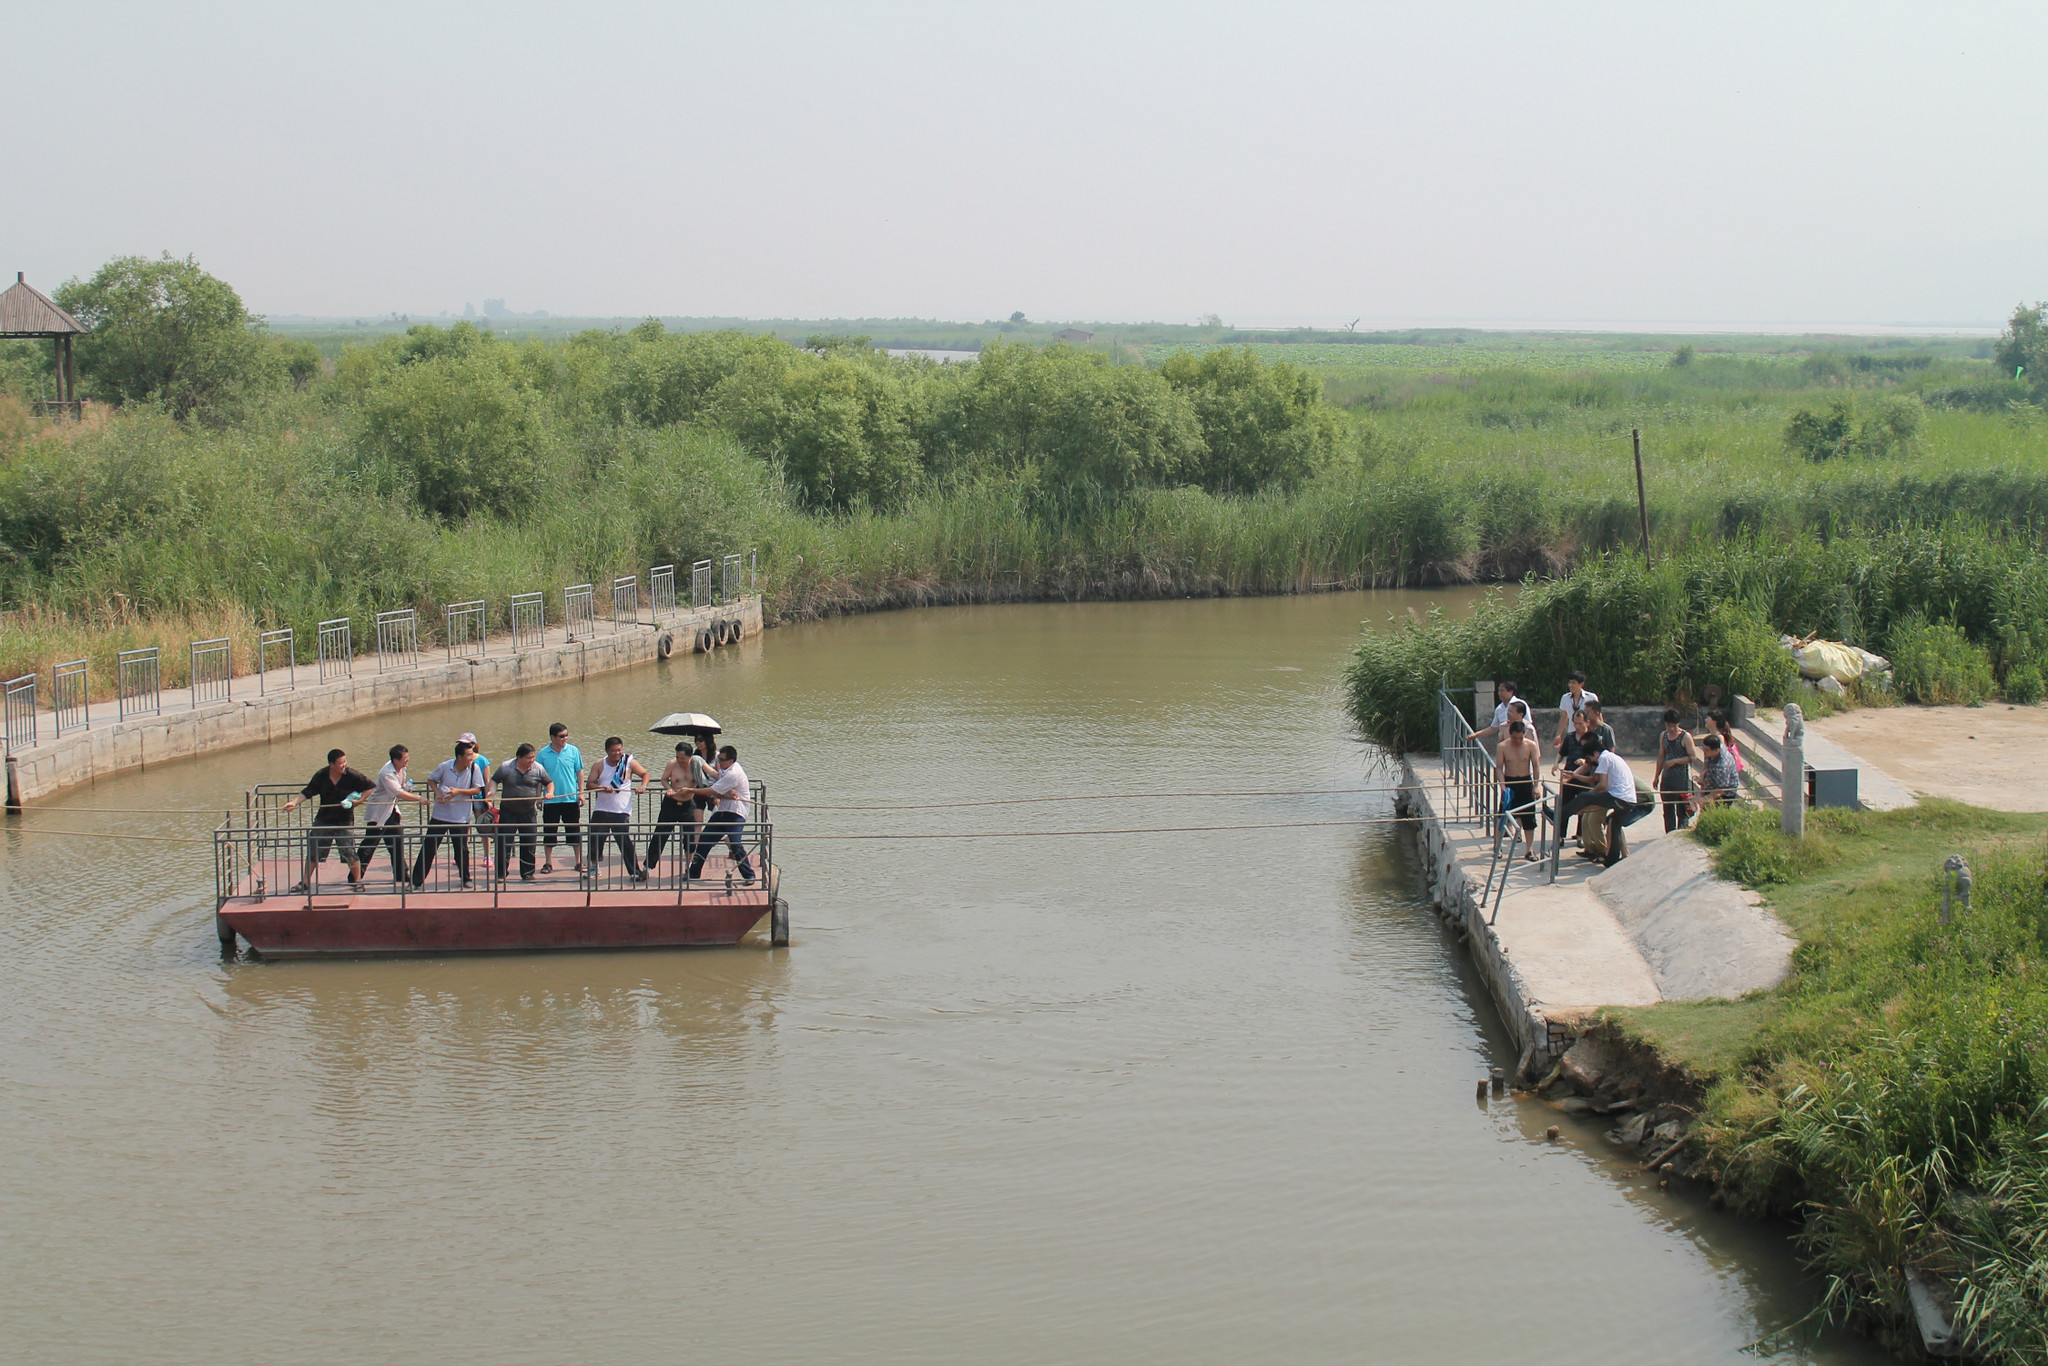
[0,274,87,338]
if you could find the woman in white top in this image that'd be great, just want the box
[354,743,430,884]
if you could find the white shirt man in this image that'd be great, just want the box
[686,745,757,884]
[1594,747,1638,803]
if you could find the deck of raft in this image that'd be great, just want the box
[1398,754,1802,1062]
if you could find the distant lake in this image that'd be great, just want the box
[886,348,979,363]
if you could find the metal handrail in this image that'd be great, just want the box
[190,637,232,706]
[317,618,352,682]
[564,584,595,640]
[649,565,676,618]
[215,793,772,907]
[257,627,295,695]
[51,660,88,737]
[1436,688,1492,823]
[118,647,162,720]
[509,592,546,650]
[691,560,713,610]
[375,609,419,673]
[445,600,488,660]
[611,575,640,632]
[2,673,37,753]
[720,553,743,606]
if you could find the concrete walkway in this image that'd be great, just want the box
[1399,755,1797,1060]
[5,600,759,806]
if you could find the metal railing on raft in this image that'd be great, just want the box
[216,780,772,910]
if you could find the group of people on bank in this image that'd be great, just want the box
[1474,673,1745,868]
[281,723,756,893]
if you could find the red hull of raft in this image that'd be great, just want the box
[217,856,777,956]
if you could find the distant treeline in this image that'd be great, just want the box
[3,255,2047,695]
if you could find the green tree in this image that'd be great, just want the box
[55,254,279,422]
[1159,346,1341,494]
[704,349,924,511]
[927,341,1203,507]
[1995,301,2047,395]
[355,351,552,521]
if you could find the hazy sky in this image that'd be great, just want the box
[7,2,2044,328]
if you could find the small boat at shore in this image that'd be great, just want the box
[213,716,786,957]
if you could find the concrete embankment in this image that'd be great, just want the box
[1397,753,1798,1068]
[5,598,761,807]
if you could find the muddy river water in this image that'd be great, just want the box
[1,593,1884,1364]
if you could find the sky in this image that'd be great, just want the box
[5,2,2044,329]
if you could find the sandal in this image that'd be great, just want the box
[540,861,554,875]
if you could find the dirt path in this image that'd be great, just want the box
[1808,703,2048,811]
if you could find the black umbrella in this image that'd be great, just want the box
[649,712,721,737]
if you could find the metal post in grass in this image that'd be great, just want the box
[1780,703,1805,838]
[1632,428,1650,566]
[1940,855,1972,926]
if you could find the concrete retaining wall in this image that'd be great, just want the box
[5,598,761,807]
[1396,757,1569,1065]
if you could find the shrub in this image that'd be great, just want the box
[2006,664,2045,706]
[1717,825,1796,884]
[1887,613,1998,705]
[1691,801,1759,848]
[1687,601,1799,706]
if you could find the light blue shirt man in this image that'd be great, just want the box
[536,730,582,800]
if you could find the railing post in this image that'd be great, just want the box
[2,674,37,754]
[563,584,595,640]
[509,592,545,649]
[375,609,419,673]
[189,637,232,707]
[257,627,295,695]
[317,617,353,683]
[444,600,487,661]
[118,647,162,720]
[51,659,89,737]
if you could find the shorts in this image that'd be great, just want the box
[307,824,356,864]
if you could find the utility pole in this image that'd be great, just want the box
[1632,427,1651,566]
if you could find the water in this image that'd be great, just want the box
[0,593,1882,1364]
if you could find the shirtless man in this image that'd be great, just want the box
[1495,718,1543,861]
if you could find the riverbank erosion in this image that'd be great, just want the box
[4,596,761,806]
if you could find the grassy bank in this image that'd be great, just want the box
[1606,802,2048,1359]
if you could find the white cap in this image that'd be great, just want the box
[458,732,478,745]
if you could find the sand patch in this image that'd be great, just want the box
[1808,704,2048,811]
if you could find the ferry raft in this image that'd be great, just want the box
[212,729,786,958]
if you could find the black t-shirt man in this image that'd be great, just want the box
[301,766,376,825]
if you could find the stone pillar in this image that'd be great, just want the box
[1473,681,1494,730]
[1781,703,1805,837]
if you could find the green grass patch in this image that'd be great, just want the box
[1622,799,2048,1354]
